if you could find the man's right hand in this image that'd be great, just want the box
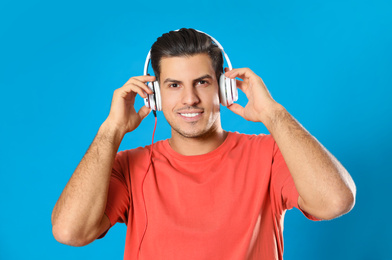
[104,75,156,136]
[52,75,156,247]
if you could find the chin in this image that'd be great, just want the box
[174,129,208,139]
[172,123,219,139]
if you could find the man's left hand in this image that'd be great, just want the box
[225,67,281,125]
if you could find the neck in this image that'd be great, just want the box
[169,128,228,156]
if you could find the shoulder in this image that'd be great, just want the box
[228,131,276,147]
[111,140,168,177]
[115,139,168,162]
[225,132,278,158]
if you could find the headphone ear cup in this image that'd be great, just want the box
[153,81,162,111]
[219,73,238,106]
[231,78,238,103]
[225,76,233,106]
[144,82,157,111]
[219,74,228,106]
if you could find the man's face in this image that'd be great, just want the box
[159,53,222,139]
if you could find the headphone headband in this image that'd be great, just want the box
[143,29,232,76]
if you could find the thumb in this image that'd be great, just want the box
[138,105,151,120]
[227,103,245,118]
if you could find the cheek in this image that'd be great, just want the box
[199,90,220,113]
[160,91,176,110]
[210,87,221,107]
[214,98,221,113]
[212,95,220,108]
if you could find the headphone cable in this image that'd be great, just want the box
[138,113,157,257]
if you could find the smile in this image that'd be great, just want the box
[180,113,201,118]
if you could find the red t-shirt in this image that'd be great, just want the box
[102,132,318,259]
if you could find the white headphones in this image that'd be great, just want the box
[143,29,238,111]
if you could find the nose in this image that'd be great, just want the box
[181,86,200,106]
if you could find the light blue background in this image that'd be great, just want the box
[1,0,391,259]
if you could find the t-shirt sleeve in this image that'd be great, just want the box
[98,150,131,238]
[271,142,320,221]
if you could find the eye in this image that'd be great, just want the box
[169,83,179,88]
[197,80,208,86]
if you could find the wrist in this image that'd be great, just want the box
[99,120,126,146]
[260,103,287,131]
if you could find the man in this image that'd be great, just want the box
[52,28,356,259]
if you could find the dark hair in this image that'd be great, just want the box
[150,28,224,82]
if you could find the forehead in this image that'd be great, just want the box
[159,53,216,81]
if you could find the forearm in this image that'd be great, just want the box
[264,104,356,219]
[224,68,356,219]
[51,120,124,244]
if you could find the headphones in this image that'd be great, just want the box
[143,30,238,111]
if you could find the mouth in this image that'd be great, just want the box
[177,110,204,121]
[179,112,201,118]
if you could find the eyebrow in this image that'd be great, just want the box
[163,74,213,84]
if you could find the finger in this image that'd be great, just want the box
[225,69,246,80]
[130,83,152,98]
[132,75,156,85]
[138,105,151,120]
[235,79,245,90]
[126,78,154,95]
[227,103,245,118]
[125,76,156,93]
[225,68,255,80]
[129,75,156,83]
[122,78,153,97]
[115,81,149,101]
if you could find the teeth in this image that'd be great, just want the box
[180,113,200,118]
